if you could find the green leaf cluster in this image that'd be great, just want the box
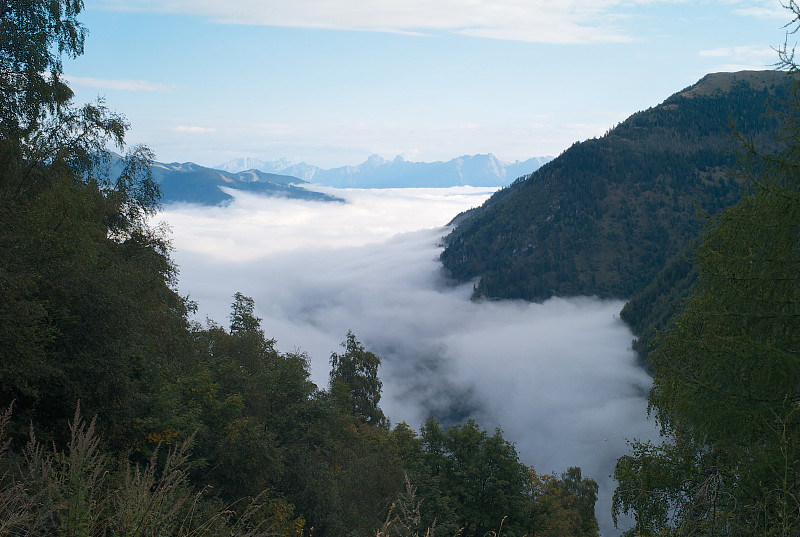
[390,419,600,537]
[330,330,387,427]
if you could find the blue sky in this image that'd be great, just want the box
[66,0,789,168]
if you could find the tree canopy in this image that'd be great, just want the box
[0,0,85,135]
[330,330,387,427]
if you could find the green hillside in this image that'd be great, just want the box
[441,70,793,301]
[612,60,800,535]
[618,245,697,361]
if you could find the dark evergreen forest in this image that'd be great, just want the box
[441,70,793,301]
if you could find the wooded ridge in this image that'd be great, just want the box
[441,70,793,301]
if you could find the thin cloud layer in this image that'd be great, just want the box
[698,45,776,71]
[155,119,596,172]
[735,3,789,20]
[96,0,650,43]
[93,0,784,44]
[158,187,658,535]
[64,75,178,92]
[174,125,217,134]
[74,1,787,170]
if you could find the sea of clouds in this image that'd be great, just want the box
[156,186,659,536]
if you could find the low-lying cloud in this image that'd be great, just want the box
[157,186,657,536]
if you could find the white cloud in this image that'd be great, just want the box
[156,187,658,536]
[64,75,178,92]
[698,45,776,70]
[699,44,772,59]
[174,125,217,134]
[94,0,661,43]
[735,3,789,20]
[160,185,497,261]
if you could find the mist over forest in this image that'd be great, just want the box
[159,186,659,535]
[6,3,800,536]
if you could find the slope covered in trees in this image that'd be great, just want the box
[0,3,600,536]
[612,79,800,537]
[618,246,697,360]
[441,70,793,301]
[609,4,800,532]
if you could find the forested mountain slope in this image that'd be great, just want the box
[612,58,800,535]
[618,245,697,359]
[441,70,793,301]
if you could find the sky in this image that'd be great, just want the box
[156,186,659,536]
[66,0,790,169]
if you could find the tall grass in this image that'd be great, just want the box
[0,404,295,537]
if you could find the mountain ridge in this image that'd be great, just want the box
[215,153,552,188]
[440,70,795,302]
[147,160,343,206]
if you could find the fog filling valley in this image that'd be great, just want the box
[157,186,658,535]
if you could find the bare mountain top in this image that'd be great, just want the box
[677,69,793,98]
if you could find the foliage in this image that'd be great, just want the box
[619,245,697,362]
[0,404,301,537]
[528,468,599,537]
[617,161,800,535]
[230,292,264,334]
[377,476,432,537]
[0,0,84,136]
[0,0,186,449]
[392,419,600,537]
[330,330,387,427]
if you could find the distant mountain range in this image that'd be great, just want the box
[440,70,795,302]
[147,153,552,206]
[215,154,552,188]
[147,161,343,206]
